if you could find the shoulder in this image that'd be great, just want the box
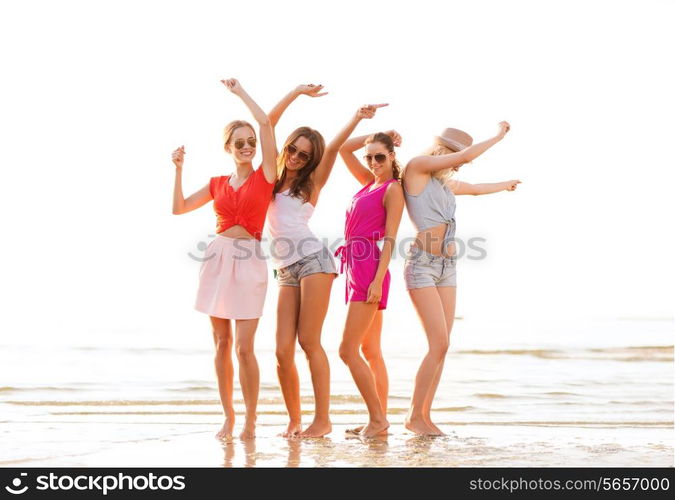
[255,165,276,186]
[405,155,428,172]
[402,160,430,181]
[384,180,404,200]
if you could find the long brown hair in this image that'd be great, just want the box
[274,126,325,203]
[365,132,401,180]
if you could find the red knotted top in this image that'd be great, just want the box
[209,167,274,240]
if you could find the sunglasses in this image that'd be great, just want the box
[233,137,257,150]
[286,144,312,163]
[363,153,390,164]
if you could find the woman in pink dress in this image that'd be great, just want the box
[337,130,405,437]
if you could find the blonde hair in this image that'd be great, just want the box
[223,120,256,148]
[422,143,465,185]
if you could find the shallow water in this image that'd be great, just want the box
[1,318,672,467]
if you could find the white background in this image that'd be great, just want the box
[1,0,673,346]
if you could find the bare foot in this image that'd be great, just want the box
[426,420,446,436]
[424,418,445,436]
[360,420,389,438]
[345,425,364,435]
[239,420,256,440]
[404,417,436,436]
[215,418,234,441]
[299,420,332,438]
[278,421,302,438]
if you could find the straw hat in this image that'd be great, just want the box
[434,128,473,152]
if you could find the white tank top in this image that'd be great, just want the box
[267,189,324,269]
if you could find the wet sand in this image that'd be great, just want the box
[2,419,672,468]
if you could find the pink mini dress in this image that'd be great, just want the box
[335,179,397,310]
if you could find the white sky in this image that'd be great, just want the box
[0,0,673,341]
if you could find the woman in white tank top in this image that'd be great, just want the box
[267,83,387,437]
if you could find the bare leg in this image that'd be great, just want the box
[346,311,387,435]
[362,310,389,414]
[421,357,447,435]
[210,317,235,440]
[406,287,449,435]
[420,286,456,435]
[297,273,334,438]
[275,286,302,437]
[339,301,389,437]
[235,318,260,440]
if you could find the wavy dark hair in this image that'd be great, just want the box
[274,126,326,203]
[365,132,401,180]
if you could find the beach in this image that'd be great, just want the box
[1,315,672,467]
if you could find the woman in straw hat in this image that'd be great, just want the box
[402,122,519,435]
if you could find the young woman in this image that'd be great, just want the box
[171,78,277,441]
[267,84,385,438]
[337,129,405,437]
[402,123,515,436]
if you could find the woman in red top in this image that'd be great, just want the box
[171,79,277,441]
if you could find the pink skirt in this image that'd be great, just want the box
[194,235,268,319]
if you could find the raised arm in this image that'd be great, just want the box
[221,78,277,183]
[171,146,213,215]
[366,182,405,304]
[449,179,521,196]
[407,121,511,174]
[314,104,387,189]
[338,104,391,186]
[268,84,327,128]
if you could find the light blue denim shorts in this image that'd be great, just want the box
[404,246,457,289]
[275,247,338,287]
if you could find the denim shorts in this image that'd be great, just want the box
[275,247,338,287]
[404,246,457,289]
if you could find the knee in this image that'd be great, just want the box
[428,339,449,361]
[236,343,255,361]
[360,343,382,363]
[214,333,232,354]
[275,345,295,368]
[298,333,321,356]
[339,343,358,364]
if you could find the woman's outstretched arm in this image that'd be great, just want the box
[449,179,521,195]
[171,145,213,215]
[221,78,277,183]
[407,121,511,174]
[268,83,327,128]
[338,106,393,186]
[314,104,387,189]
